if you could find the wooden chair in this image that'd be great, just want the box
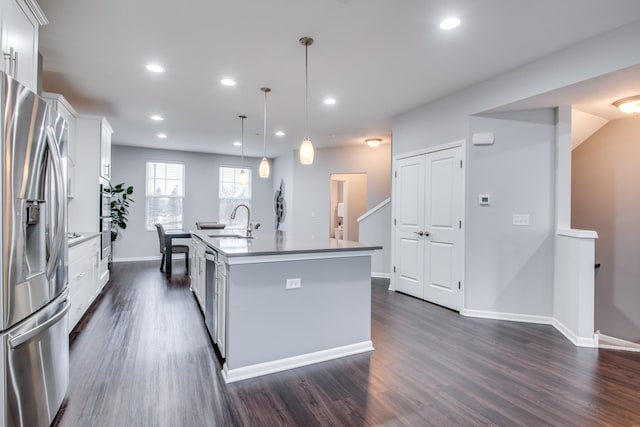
[155,223,189,273]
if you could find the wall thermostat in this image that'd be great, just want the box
[479,194,490,205]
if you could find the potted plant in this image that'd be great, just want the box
[109,182,135,241]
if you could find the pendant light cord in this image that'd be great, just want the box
[263,90,267,158]
[239,115,245,168]
[304,43,309,138]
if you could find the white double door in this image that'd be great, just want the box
[394,145,463,311]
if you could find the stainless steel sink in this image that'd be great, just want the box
[208,234,254,240]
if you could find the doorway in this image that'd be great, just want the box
[329,173,367,241]
[393,144,464,311]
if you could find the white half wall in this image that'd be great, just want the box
[358,199,391,277]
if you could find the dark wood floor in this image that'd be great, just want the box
[54,261,640,427]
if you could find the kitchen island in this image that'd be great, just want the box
[190,230,381,383]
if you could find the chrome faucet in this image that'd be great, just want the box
[230,204,253,237]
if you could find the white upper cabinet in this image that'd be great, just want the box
[0,0,47,91]
[42,92,78,198]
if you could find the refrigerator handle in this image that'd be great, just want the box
[9,297,70,348]
[45,126,65,279]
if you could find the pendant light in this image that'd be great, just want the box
[238,115,248,186]
[259,87,271,178]
[299,37,314,165]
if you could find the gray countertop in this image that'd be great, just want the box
[190,229,382,258]
[68,231,101,247]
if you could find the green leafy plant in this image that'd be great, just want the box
[109,182,135,241]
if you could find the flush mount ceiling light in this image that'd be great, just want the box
[440,17,461,30]
[299,37,315,165]
[157,133,167,139]
[150,115,164,121]
[233,141,242,147]
[365,138,382,148]
[259,87,271,178]
[323,97,336,105]
[613,95,640,114]
[221,78,236,86]
[238,115,248,186]
[146,64,164,73]
[275,130,285,137]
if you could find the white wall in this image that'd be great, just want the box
[393,21,640,157]
[111,145,274,261]
[359,200,391,277]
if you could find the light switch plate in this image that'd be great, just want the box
[512,214,530,226]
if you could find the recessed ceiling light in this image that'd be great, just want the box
[221,78,236,86]
[323,97,337,105]
[146,64,164,73]
[275,131,285,136]
[150,115,164,121]
[157,133,167,139]
[233,141,242,146]
[440,17,461,30]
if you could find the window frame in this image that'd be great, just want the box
[145,160,186,231]
[218,166,252,227]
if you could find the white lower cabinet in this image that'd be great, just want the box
[68,236,100,332]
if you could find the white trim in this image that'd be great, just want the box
[357,198,391,223]
[372,272,390,279]
[112,254,187,263]
[222,341,374,383]
[596,333,640,352]
[226,250,377,265]
[462,309,553,325]
[462,309,597,348]
[552,318,596,348]
[557,228,598,239]
[23,0,49,25]
[393,139,465,161]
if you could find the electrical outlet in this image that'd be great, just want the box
[512,214,530,226]
[286,278,301,289]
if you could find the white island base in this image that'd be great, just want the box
[221,252,375,383]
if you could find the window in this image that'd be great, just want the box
[219,167,251,227]
[146,161,185,230]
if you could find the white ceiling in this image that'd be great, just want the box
[37,0,640,158]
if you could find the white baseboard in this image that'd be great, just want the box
[221,341,374,383]
[462,309,597,348]
[462,309,553,325]
[371,272,390,279]
[112,254,188,263]
[113,255,161,263]
[596,333,640,352]
[552,318,596,348]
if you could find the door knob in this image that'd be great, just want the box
[424,231,430,237]
[413,231,424,236]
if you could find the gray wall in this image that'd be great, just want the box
[467,110,556,315]
[572,116,640,343]
[111,145,274,260]
[281,144,391,240]
[392,21,640,318]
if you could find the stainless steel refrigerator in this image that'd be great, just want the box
[0,72,70,427]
